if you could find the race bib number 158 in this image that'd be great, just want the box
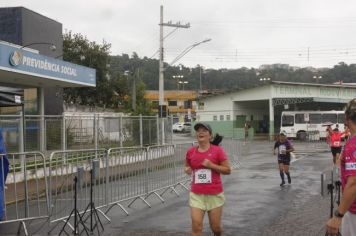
[194,169,212,184]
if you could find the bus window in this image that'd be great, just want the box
[281,115,294,127]
[295,114,304,124]
[309,113,321,124]
[338,113,345,124]
[322,114,337,124]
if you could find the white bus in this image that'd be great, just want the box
[280,110,345,139]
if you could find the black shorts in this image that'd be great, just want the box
[278,159,290,165]
[331,147,342,156]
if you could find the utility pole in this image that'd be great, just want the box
[132,68,138,111]
[158,5,189,114]
[158,5,189,143]
[199,65,202,94]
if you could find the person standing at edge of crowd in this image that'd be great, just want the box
[273,131,294,187]
[0,130,9,221]
[326,98,356,236]
[185,122,231,236]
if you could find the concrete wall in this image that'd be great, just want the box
[21,7,63,58]
[230,85,271,101]
[196,86,271,134]
[0,8,22,45]
[196,94,233,122]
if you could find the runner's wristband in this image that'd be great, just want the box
[334,210,344,218]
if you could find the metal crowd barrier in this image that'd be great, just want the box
[48,148,110,233]
[304,130,330,152]
[0,152,49,236]
[173,142,195,187]
[104,144,191,215]
[0,138,245,235]
[145,144,191,200]
[105,147,148,215]
[221,138,247,168]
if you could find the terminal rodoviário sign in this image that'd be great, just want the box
[273,84,356,100]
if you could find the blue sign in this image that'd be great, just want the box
[0,42,96,87]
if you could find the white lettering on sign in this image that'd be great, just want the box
[274,85,312,96]
[22,55,77,77]
[345,162,356,170]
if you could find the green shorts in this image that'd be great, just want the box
[189,192,225,211]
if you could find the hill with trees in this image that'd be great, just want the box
[61,31,356,113]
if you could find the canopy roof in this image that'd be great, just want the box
[0,86,23,107]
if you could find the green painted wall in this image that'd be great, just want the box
[192,121,254,139]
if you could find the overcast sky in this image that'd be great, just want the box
[2,0,356,69]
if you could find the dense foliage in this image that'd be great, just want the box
[110,54,356,92]
[62,32,152,114]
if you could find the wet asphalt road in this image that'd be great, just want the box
[104,141,332,236]
[0,140,333,236]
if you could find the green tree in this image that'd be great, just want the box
[62,31,114,108]
[130,80,153,115]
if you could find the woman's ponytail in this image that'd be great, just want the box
[211,133,223,146]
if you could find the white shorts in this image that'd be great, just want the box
[341,211,356,236]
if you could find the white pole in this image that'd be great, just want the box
[159,5,165,144]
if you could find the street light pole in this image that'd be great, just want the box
[173,75,183,90]
[158,5,190,116]
[159,6,164,111]
[179,81,188,90]
[313,75,322,83]
[199,66,203,94]
[158,5,190,145]
[132,69,137,111]
[20,42,56,51]
[170,39,212,66]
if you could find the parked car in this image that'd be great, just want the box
[183,122,191,133]
[172,122,191,133]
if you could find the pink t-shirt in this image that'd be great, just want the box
[341,135,356,214]
[186,144,228,195]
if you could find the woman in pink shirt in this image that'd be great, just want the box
[326,98,356,236]
[185,122,231,236]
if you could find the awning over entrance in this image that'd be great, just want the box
[0,41,96,88]
[312,97,350,104]
[0,86,23,107]
[273,98,313,106]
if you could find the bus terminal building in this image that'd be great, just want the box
[195,81,356,139]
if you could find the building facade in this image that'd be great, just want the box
[144,90,198,121]
[0,7,63,115]
[196,81,356,139]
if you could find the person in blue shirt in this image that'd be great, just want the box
[0,130,9,220]
[0,130,9,182]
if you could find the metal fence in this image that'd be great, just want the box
[0,152,48,236]
[48,149,108,225]
[0,138,245,235]
[0,114,173,153]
